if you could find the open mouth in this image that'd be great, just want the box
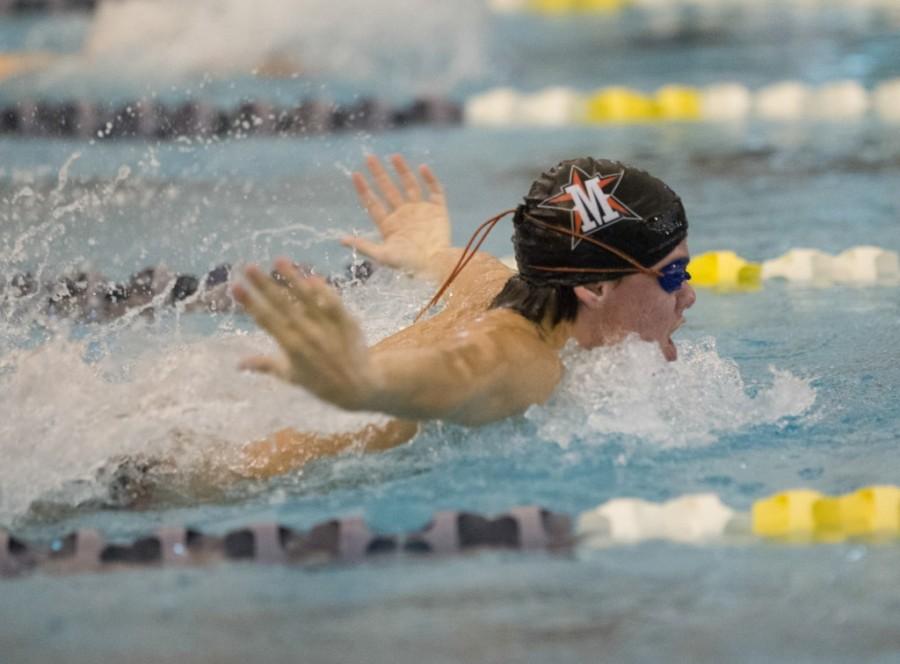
[665,318,685,361]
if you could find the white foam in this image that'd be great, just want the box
[525,336,816,449]
[73,0,487,91]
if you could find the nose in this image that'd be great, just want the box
[677,283,696,312]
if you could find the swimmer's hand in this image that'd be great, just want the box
[234,259,380,411]
[342,154,450,278]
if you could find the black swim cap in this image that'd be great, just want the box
[513,158,688,286]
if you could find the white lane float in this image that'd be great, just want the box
[576,493,736,546]
[754,81,813,121]
[810,80,870,121]
[464,87,522,127]
[519,86,583,126]
[700,83,752,121]
[762,247,900,285]
[873,78,900,123]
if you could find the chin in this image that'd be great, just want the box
[662,337,678,361]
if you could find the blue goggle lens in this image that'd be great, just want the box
[657,257,691,293]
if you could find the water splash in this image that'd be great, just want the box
[0,270,431,522]
[32,0,487,96]
[526,336,816,449]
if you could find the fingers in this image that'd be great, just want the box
[244,264,307,319]
[271,258,344,320]
[354,154,439,215]
[341,235,389,264]
[352,172,388,230]
[389,154,423,202]
[239,354,288,379]
[419,164,445,206]
[365,154,405,209]
[232,277,291,341]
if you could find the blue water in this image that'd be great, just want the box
[3,3,900,663]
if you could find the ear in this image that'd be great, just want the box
[573,283,609,310]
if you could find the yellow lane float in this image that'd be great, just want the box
[688,251,762,292]
[655,85,702,120]
[751,489,825,538]
[584,87,656,123]
[752,486,900,540]
[527,0,630,14]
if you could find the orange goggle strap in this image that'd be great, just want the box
[415,208,517,321]
[415,208,659,321]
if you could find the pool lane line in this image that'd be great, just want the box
[0,507,575,579]
[490,0,900,14]
[501,248,900,291]
[4,244,897,331]
[4,0,899,16]
[4,487,900,580]
[0,97,462,140]
[2,78,900,141]
[0,0,95,14]
[465,80,900,126]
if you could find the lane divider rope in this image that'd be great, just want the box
[465,80,900,126]
[0,97,462,140]
[689,246,900,291]
[4,485,900,579]
[501,246,900,291]
[4,0,898,17]
[0,507,574,579]
[0,0,97,13]
[4,243,896,331]
[0,77,899,141]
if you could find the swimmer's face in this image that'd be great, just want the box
[572,240,696,360]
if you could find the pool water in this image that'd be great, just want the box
[2,2,900,662]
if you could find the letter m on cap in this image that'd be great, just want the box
[566,175,622,234]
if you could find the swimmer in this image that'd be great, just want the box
[233,154,695,479]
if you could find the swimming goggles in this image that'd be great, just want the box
[657,257,691,293]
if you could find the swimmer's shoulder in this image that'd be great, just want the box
[465,307,563,368]
[454,307,564,409]
[442,253,515,312]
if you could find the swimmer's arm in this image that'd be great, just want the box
[237,419,419,480]
[235,264,554,425]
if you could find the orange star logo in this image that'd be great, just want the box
[537,166,641,249]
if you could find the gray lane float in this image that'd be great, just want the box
[0,507,573,579]
[0,98,462,140]
[0,260,376,325]
[0,0,96,14]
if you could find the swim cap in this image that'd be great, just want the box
[513,158,688,286]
